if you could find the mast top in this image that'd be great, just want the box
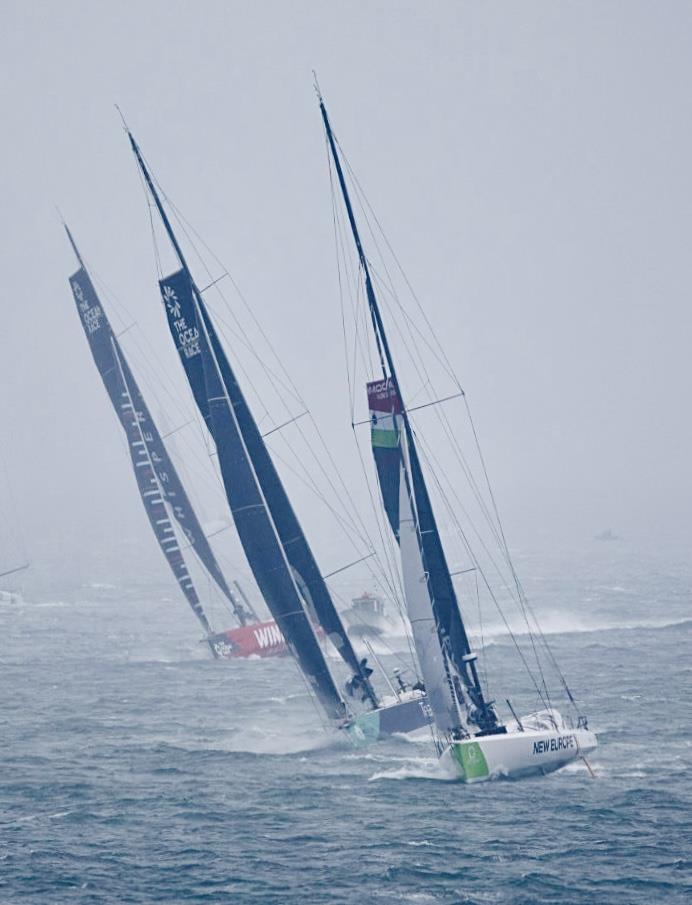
[61,217,84,268]
[312,70,323,104]
[114,103,131,133]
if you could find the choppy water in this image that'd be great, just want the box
[1,545,691,904]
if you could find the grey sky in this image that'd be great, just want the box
[1,1,690,593]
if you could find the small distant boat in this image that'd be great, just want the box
[0,563,28,605]
[594,528,619,542]
[64,225,285,659]
[340,592,396,639]
[319,90,597,779]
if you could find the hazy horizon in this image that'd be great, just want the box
[2,1,691,600]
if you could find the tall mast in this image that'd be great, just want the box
[127,129,376,715]
[128,135,192,277]
[319,93,501,734]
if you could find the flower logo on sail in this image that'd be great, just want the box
[162,284,182,319]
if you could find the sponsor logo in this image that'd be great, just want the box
[161,283,201,359]
[72,280,103,334]
[532,734,576,755]
[212,640,234,657]
[254,623,285,649]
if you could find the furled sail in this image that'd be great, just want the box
[67,237,241,634]
[159,268,378,705]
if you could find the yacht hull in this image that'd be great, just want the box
[344,691,432,745]
[208,620,287,658]
[441,723,597,783]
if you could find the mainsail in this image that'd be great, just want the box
[66,227,246,638]
[127,134,375,719]
[319,95,503,737]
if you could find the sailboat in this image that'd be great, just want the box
[125,128,431,739]
[65,224,286,659]
[318,90,597,780]
[0,562,29,605]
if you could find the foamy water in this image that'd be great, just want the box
[1,548,690,903]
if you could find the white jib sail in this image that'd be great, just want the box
[398,434,459,736]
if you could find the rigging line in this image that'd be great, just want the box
[473,568,490,696]
[261,411,309,438]
[267,439,401,609]
[136,134,400,647]
[363,278,512,575]
[85,270,220,497]
[88,272,225,497]
[322,552,376,581]
[424,392,555,702]
[417,439,554,715]
[329,155,376,410]
[128,145,308,417]
[92,214,216,466]
[200,264,383,564]
[328,129,547,712]
[267,443,372,556]
[199,273,230,294]
[329,161,513,577]
[351,392,466,426]
[0,562,30,580]
[327,134,356,424]
[462,397,579,707]
[349,423,419,667]
[414,428,550,710]
[333,139,561,703]
[336,142,462,391]
[161,420,195,440]
[338,139,462,389]
[461,395,572,693]
[160,193,307,412]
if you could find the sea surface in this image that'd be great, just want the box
[1,543,690,904]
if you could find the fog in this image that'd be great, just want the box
[1,1,691,601]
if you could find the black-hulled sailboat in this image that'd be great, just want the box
[65,225,284,659]
[318,91,597,780]
[126,130,430,738]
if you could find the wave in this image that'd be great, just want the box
[474,614,692,644]
[368,755,457,783]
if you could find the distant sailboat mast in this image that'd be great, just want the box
[318,93,502,737]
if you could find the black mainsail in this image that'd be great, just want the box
[66,226,249,640]
[318,95,503,737]
[127,134,377,719]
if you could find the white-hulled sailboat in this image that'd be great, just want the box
[317,89,597,781]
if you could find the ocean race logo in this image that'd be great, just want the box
[72,280,103,334]
[162,283,201,359]
[532,734,577,755]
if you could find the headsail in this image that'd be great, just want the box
[319,95,502,736]
[127,135,367,719]
[66,230,244,635]
[159,267,378,705]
